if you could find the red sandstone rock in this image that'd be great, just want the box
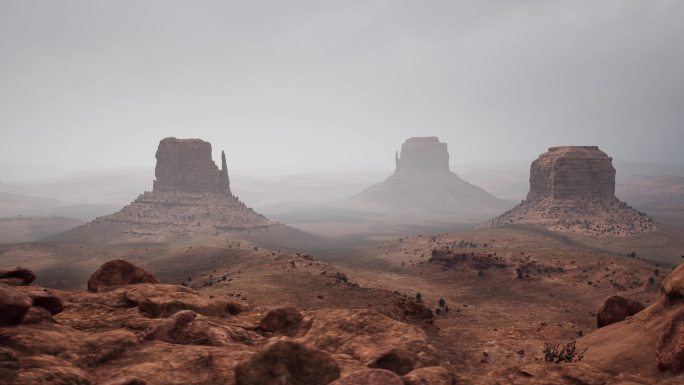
[99,377,147,385]
[662,263,684,301]
[153,137,231,195]
[0,284,32,326]
[656,309,684,374]
[258,306,303,334]
[597,295,645,328]
[27,289,64,315]
[329,368,403,385]
[137,293,244,318]
[401,366,455,385]
[297,309,438,370]
[0,267,36,285]
[368,347,417,375]
[144,309,198,343]
[87,259,159,292]
[234,340,340,385]
[22,306,55,324]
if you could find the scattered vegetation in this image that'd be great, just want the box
[543,340,586,363]
[434,297,449,317]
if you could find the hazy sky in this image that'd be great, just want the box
[1,0,683,177]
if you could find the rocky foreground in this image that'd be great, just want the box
[1,260,684,385]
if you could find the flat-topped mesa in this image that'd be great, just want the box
[153,137,231,195]
[395,137,450,172]
[528,146,616,201]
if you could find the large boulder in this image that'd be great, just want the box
[87,259,159,292]
[596,295,645,328]
[258,307,303,334]
[0,268,36,285]
[329,369,403,385]
[234,340,340,385]
[26,288,64,315]
[0,284,33,326]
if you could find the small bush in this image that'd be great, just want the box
[543,340,586,363]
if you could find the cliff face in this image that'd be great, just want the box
[153,137,231,195]
[527,146,615,201]
[355,137,509,217]
[488,146,655,237]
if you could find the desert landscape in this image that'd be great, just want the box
[2,2,684,385]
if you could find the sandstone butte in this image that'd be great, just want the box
[60,137,304,244]
[488,146,656,236]
[355,137,509,214]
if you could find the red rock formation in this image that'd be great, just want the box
[401,366,455,385]
[87,259,159,292]
[596,295,645,328]
[153,137,231,195]
[0,284,32,326]
[234,340,341,385]
[258,306,303,334]
[0,268,36,285]
[656,309,684,374]
[577,263,684,377]
[488,146,655,237]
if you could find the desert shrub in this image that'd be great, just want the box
[543,340,586,363]
[335,272,348,283]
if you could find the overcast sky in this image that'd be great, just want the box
[1,0,683,177]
